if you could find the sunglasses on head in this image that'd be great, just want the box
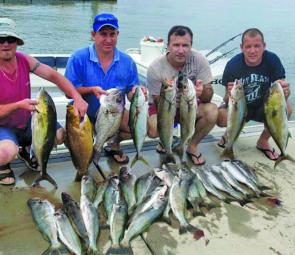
[0,37,18,44]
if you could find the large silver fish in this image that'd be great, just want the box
[61,192,90,248]
[27,198,68,255]
[31,88,58,188]
[81,175,97,202]
[129,86,148,161]
[54,209,82,255]
[80,195,100,255]
[93,88,124,164]
[157,77,177,163]
[106,200,128,254]
[178,74,197,158]
[222,80,247,159]
[264,82,295,168]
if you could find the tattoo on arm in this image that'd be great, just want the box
[31,62,41,73]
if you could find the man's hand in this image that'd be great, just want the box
[93,86,108,99]
[195,79,203,97]
[18,99,38,112]
[226,81,235,94]
[277,79,290,98]
[72,97,88,117]
[131,85,148,101]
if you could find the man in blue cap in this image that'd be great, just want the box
[65,13,143,164]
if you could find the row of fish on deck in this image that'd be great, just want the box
[31,73,293,188]
[28,159,279,255]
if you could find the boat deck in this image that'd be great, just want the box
[1,124,295,255]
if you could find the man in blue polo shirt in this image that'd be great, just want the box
[65,13,141,164]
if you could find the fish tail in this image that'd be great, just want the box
[221,147,235,160]
[42,244,69,255]
[87,247,100,255]
[74,171,83,182]
[130,154,150,168]
[32,172,58,189]
[163,153,176,164]
[106,246,134,255]
[274,154,295,169]
[179,223,199,235]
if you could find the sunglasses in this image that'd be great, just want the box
[0,37,18,44]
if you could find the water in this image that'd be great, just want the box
[0,0,294,118]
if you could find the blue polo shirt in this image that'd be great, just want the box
[65,44,139,119]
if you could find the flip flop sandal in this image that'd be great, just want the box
[186,151,206,166]
[18,147,39,172]
[256,147,279,161]
[0,164,16,186]
[156,142,166,154]
[104,147,129,164]
[217,135,227,148]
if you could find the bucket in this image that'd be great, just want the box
[140,38,165,65]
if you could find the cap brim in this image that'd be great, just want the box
[97,24,118,32]
[0,32,24,45]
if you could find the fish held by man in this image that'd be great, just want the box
[66,104,93,182]
[264,82,295,168]
[31,88,58,188]
[129,86,149,167]
[157,77,177,164]
[222,80,247,159]
[93,88,124,164]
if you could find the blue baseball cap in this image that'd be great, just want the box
[93,13,119,32]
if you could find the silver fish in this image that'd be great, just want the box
[223,80,247,159]
[93,88,124,164]
[81,175,97,202]
[27,198,68,255]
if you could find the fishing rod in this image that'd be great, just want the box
[205,33,242,57]
[209,47,237,65]
[92,160,106,180]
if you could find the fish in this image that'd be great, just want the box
[129,86,148,166]
[153,166,176,187]
[81,175,97,202]
[31,88,58,188]
[93,180,109,208]
[157,77,177,163]
[222,80,247,159]
[264,82,295,168]
[93,88,124,164]
[66,104,93,182]
[103,174,122,225]
[169,168,202,235]
[135,173,163,206]
[61,192,90,248]
[27,198,68,255]
[106,201,128,255]
[221,160,261,196]
[54,209,83,255]
[119,166,137,215]
[178,74,197,158]
[80,195,100,255]
[121,189,168,252]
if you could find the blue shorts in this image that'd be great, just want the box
[0,119,62,146]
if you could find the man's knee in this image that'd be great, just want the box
[0,140,19,163]
[56,127,65,145]
[147,115,158,138]
[198,103,218,126]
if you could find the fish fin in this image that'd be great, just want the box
[87,247,100,255]
[106,246,134,255]
[163,153,176,164]
[179,223,199,235]
[221,148,235,160]
[74,172,83,182]
[41,244,69,255]
[32,173,58,189]
[130,154,150,168]
[274,154,295,169]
